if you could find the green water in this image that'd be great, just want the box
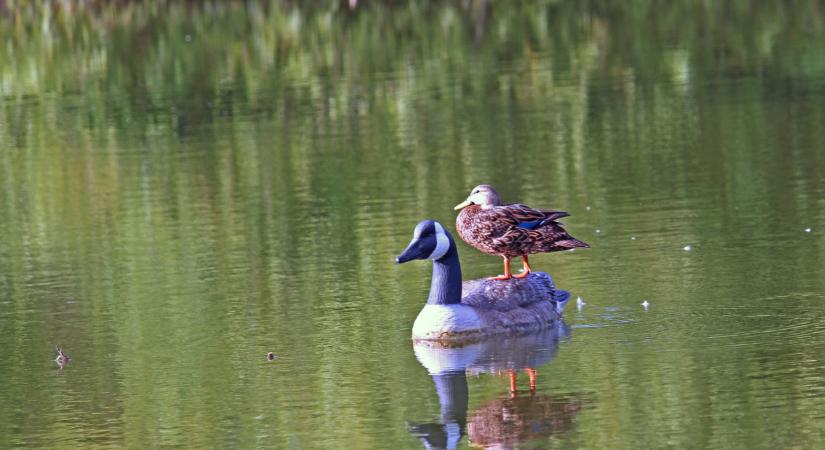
[2,2,825,448]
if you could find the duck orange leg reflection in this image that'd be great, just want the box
[508,368,538,397]
[513,256,533,279]
[489,257,512,280]
[527,368,536,393]
[509,370,518,397]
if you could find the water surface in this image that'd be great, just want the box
[1,2,825,448]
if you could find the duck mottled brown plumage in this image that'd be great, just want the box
[454,185,588,280]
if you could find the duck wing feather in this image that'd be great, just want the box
[495,204,570,227]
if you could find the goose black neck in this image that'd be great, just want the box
[433,371,468,430]
[428,246,462,305]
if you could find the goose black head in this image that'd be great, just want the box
[396,220,455,264]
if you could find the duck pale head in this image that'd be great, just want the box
[454,185,501,210]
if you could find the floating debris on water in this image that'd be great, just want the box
[595,229,601,234]
[641,301,650,310]
[55,345,70,367]
[576,297,586,310]
[585,206,591,211]
[266,352,277,361]
[631,236,636,240]
[805,227,812,233]
[683,245,692,251]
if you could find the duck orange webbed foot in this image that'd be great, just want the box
[488,256,513,281]
[512,256,533,279]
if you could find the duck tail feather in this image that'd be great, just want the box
[557,238,590,249]
[542,210,570,221]
[553,290,571,312]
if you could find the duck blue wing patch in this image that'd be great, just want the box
[516,219,543,230]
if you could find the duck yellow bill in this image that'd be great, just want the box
[454,200,472,210]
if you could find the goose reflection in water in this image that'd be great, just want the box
[408,324,584,449]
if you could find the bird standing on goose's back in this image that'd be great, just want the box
[454,185,589,280]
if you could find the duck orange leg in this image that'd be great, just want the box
[513,255,533,279]
[489,257,512,280]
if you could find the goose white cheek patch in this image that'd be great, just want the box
[428,222,450,260]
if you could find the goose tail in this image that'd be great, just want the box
[553,289,571,313]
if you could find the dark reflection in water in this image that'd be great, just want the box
[467,393,583,449]
[409,325,585,449]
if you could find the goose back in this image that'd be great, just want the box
[460,272,557,311]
